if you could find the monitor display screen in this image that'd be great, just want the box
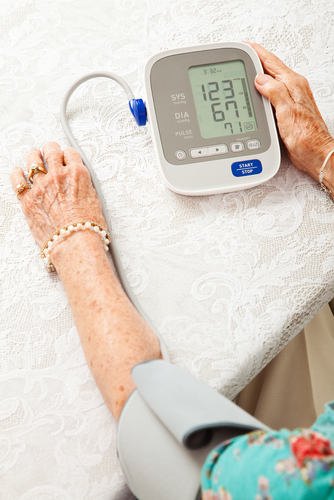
[188,60,258,139]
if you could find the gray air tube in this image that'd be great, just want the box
[60,72,169,361]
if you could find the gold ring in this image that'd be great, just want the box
[28,163,48,183]
[16,183,31,199]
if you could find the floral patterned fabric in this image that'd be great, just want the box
[201,402,334,500]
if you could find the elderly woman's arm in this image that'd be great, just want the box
[50,226,161,421]
[10,142,161,422]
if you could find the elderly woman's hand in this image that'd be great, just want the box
[247,43,334,188]
[10,142,106,247]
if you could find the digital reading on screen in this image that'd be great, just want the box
[188,60,258,139]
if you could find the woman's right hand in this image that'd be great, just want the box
[247,42,334,188]
[10,142,106,248]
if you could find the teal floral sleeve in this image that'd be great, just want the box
[201,402,334,500]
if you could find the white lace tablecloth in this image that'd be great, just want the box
[1,0,334,498]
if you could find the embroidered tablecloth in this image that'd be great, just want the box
[1,0,334,498]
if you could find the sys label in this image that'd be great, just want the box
[231,159,262,177]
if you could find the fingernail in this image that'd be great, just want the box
[28,146,39,153]
[256,73,271,86]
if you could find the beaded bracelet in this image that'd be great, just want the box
[319,148,334,195]
[40,221,110,272]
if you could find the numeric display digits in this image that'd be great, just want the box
[189,60,258,139]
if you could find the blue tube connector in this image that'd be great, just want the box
[129,99,147,126]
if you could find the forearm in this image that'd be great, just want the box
[51,230,161,421]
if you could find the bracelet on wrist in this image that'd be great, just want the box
[40,220,110,272]
[319,148,334,195]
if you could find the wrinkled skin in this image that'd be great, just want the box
[10,142,106,245]
[247,42,334,184]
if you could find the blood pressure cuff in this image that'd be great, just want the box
[117,360,270,500]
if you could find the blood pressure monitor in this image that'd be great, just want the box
[144,42,280,195]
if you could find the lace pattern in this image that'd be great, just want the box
[1,0,334,498]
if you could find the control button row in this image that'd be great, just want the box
[186,139,261,160]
